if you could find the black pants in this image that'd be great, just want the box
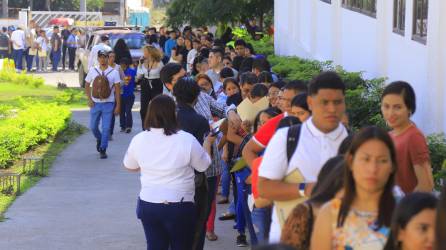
[120,95,135,129]
[61,44,68,69]
[140,78,163,129]
[192,173,209,250]
[68,47,76,70]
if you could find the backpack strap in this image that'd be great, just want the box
[286,124,302,163]
[105,68,114,77]
[306,202,314,247]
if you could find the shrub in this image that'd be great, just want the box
[0,63,44,88]
[0,102,71,168]
[54,89,86,105]
[345,77,387,130]
[0,105,12,118]
[427,133,446,188]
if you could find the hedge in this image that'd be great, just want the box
[0,59,44,88]
[0,102,71,168]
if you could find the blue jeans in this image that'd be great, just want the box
[137,198,196,250]
[12,49,23,70]
[52,49,61,71]
[89,102,114,150]
[120,95,135,129]
[26,48,34,71]
[221,160,230,198]
[235,167,258,245]
[251,206,272,244]
[35,52,40,69]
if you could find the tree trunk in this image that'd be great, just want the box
[259,14,264,31]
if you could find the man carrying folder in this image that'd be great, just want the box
[257,72,349,243]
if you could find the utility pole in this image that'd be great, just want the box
[80,0,86,12]
[80,0,86,27]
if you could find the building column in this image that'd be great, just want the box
[2,0,8,18]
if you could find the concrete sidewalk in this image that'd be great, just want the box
[0,110,239,250]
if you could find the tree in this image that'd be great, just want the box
[239,0,274,30]
[166,0,273,29]
[13,0,105,11]
[86,0,104,11]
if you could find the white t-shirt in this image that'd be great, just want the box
[88,43,112,69]
[136,61,164,80]
[10,30,25,50]
[123,129,211,203]
[85,66,121,103]
[259,117,348,242]
[36,37,47,52]
[186,48,197,72]
[25,28,36,48]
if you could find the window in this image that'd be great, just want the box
[393,0,406,35]
[103,1,121,15]
[342,0,377,17]
[413,0,428,44]
[110,34,145,50]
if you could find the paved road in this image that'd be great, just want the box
[36,71,80,88]
[0,75,240,249]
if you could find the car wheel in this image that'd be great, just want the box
[79,64,86,88]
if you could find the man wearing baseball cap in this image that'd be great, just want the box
[84,49,121,159]
[88,34,112,69]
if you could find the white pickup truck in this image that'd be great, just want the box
[77,28,145,87]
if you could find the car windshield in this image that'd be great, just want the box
[109,33,145,49]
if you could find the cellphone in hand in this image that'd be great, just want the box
[210,127,221,136]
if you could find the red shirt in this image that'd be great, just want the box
[252,113,286,148]
[251,156,263,198]
[390,125,430,194]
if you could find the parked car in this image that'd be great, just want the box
[77,28,145,88]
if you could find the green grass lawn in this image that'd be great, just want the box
[0,82,87,109]
[0,81,87,219]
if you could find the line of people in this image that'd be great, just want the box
[82,25,445,250]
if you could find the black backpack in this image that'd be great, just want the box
[286,124,302,162]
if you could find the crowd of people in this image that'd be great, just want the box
[2,21,83,72]
[81,25,446,250]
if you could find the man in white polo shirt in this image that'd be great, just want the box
[258,71,349,242]
[85,50,121,159]
[10,26,25,71]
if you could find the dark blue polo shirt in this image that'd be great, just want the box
[177,102,210,145]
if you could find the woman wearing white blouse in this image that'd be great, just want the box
[123,95,212,250]
[136,45,164,129]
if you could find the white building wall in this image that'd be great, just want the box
[274,0,446,134]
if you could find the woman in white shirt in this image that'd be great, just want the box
[136,45,164,129]
[35,30,48,72]
[123,95,212,250]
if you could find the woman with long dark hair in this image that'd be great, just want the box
[311,126,397,250]
[281,156,345,249]
[383,192,437,250]
[123,95,212,250]
[113,38,131,65]
[136,45,164,129]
